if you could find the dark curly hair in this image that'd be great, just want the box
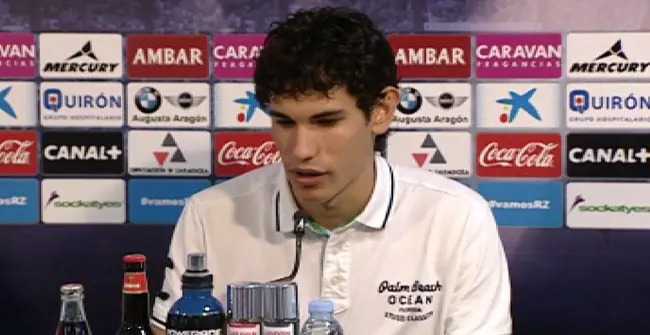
[254,6,398,152]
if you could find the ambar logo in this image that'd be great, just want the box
[388,34,470,79]
[126,34,209,78]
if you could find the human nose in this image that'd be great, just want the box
[290,126,317,161]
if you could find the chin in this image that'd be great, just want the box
[293,185,330,203]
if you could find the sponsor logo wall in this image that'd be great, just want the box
[0,31,646,229]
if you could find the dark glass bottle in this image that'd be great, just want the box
[55,283,92,335]
[116,254,154,335]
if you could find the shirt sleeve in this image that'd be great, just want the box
[150,198,207,330]
[446,203,513,335]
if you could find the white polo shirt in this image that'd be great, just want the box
[151,156,512,335]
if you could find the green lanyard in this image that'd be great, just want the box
[306,219,329,234]
[306,218,354,235]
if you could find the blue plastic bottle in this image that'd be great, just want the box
[166,252,225,335]
[300,299,343,335]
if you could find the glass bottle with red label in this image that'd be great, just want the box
[116,254,154,335]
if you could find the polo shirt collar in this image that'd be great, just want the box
[274,155,396,233]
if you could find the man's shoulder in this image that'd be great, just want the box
[190,163,282,208]
[394,164,490,215]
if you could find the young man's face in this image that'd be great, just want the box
[269,87,396,204]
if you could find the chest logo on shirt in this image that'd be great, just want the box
[377,280,443,322]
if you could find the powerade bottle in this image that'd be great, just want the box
[166,252,226,335]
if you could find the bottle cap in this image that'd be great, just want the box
[262,281,299,321]
[186,252,207,273]
[123,254,146,263]
[60,283,84,296]
[228,282,263,321]
[181,253,213,290]
[308,299,334,314]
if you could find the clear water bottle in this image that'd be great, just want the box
[300,299,343,335]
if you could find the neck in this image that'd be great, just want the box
[297,159,376,230]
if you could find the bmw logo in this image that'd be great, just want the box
[398,87,422,115]
[135,86,162,114]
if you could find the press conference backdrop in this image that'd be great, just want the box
[2,0,650,334]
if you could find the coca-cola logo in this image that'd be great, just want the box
[216,140,280,166]
[478,141,557,168]
[0,139,33,165]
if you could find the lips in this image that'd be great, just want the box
[294,169,325,177]
[291,168,327,187]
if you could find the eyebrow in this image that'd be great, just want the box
[269,109,345,120]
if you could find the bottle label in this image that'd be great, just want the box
[262,325,293,335]
[123,272,148,294]
[227,322,260,335]
[167,312,225,335]
[167,330,221,335]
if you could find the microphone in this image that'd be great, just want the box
[269,211,307,283]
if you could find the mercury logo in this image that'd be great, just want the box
[569,40,650,74]
[42,41,119,73]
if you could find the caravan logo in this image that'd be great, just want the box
[0,33,36,78]
[475,33,562,78]
[212,34,264,79]
[567,33,650,78]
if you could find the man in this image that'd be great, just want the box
[151,6,511,335]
